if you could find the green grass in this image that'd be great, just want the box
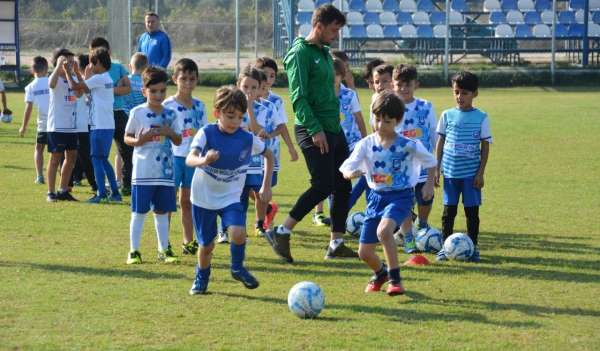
[1,86,599,350]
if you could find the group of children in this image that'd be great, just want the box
[17,40,491,296]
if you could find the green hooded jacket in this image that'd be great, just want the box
[283,37,341,136]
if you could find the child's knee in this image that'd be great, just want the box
[199,243,214,255]
[229,226,246,244]
[358,245,373,261]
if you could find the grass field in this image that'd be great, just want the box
[1,86,599,350]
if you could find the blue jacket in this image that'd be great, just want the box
[137,30,171,68]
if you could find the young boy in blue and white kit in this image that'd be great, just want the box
[392,64,438,253]
[340,91,436,296]
[186,86,274,295]
[163,58,206,255]
[124,53,147,114]
[124,67,182,264]
[435,71,491,263]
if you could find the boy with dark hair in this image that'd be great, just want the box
[362,58,384,91]
[435,71,492,263]
[331,49,355,90]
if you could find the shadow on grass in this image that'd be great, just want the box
[2,164,32,171]
[0,261,187,280]
[480,231,600,256]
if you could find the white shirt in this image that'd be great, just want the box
[47,76,78,133]
[258,98,286,172]
[24,77,50,132]
[75,95,91,132]
[125,104,181,186]
[246,100,270,174]
[86,72,114,130]
[162,96,207,157]
[267,91,288,123]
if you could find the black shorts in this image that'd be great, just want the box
[47,132,78,153]
[36,131,48,145]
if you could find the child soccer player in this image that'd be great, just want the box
[67,47,122,203]
[340,91,436,296]
[163,58,206,255]
[46,48,80,202]
[0,77,11,118]
[392,64,438,253]
[124,53,147,114]
[435,71,491,263]
[362,58,384,92]
[331,49,356,90]
[20,56,50,184]
[186,86,274,295]
[124,67,182,264]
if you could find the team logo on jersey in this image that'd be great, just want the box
[64,95,76,104]
[372,173,392,184]
[402,128,422,138]
[239,148,250,161]
[472,131,481,139]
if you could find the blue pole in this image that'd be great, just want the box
[582,0,589,66]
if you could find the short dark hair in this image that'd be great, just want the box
[393,64,418,82]
[331,49,349,63]
[142,66,169,87]
[90,37,110,51]
[373,64,394,79]
[145,11,159,19]
[51,48,74,67]
[90,48,111,70]
[255,56,278,74]
[214,85,248,114]
[131,53,148,71]
[312,4,346,27]
[32,56,48,73]
[362,58,384,81]
[173,58,199,79]
[333,57,346,77]
[372,90,405,122]
[77,54,89,70]
[237,65,262,85]
[255,68,267,84]
[451,71,479,92]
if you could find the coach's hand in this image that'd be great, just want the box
[312,131,329,154]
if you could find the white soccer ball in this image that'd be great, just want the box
[287,281,325,319]
[443,233,475,261]
[345,211,365,238]
[415,227,443,253]
[1,114,12,123]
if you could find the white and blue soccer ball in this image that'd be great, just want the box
[1,113,12,123]
[288,281,325,319]
[346,211,365,238]
[443,233,475,261]
[415,227,443,253]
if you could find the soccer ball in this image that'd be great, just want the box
[1,113,12,123]
[287,281,325,319]
[442,233,475,261]
[346,211,365,238]
[415,227,443,253]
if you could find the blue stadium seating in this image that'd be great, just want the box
[535,0,551,11]
[559,11,577,24]
[350,0,367,12]
[397,11,413,24]
[297,12,312,25]
[594,11,600,23]
[568,23,584,36]
[350,25,367,37]
[555,24,570,37]
[417,0,436,12]
[524,11,541,24]
[364,11,380,24]
[383,25,401,37]
[515,24,533,37]
[452,0,469,12]
[383,0,399,12]
[570,0,585,10]
[417,25,434,37]
[430,11,445,25]
[490,11,507,24]
[315,0,331,7]
[501,0,518,11]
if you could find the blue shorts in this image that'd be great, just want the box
[47,132,78,153]
[173,156,194,188]
[443,177,482,207]
[360,189,414,244]
[90,129,114,157]
[131,185,177,214]
[36,131,48,145]
[192,203,245,246]
[245,171,278,189]
[414,181,434,206]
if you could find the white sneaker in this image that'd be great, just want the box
[216,231,229,244]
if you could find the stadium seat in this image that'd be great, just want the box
[568,23,584,37]
[558,11,576,24]
[507,10,525,24]
[417,25,434,37]
[555,24,569,37]
[397,11,413,24]
[541,10,555,25]
[367,0,384,12]
[417,0,436,12]
[430,11,445,25]
[298,0,315,12]
[594,11,600,23]
[501,0,519,11]
[349,25,367,37]
[570,0,585,10]
[517,0,535,11]
[296,12,313,25]
[589,22,600,36]
[524,11,541,24]
[383,25,401,37]
[333,0,350,10]
[380,11,397,25]
[452,0,469,12]
[412,11,431,25]
[364,12,380,24]
[383,0,399,12]
[575,10,591,24]
[347,11,365,25]
[489,11,507,24]
[532,23,551,37]
[433,24,449,37]
[342,25,351,37]
[299,24,312,37]
[400,0,418,12]
[592,0,600,10]
[400,24,418,37]
[484,0,502,12]
[350,0,367,12]
[315,0,331,7]
[367,24,385,37]
[495,23,514,37]
[515,24,533,37]
[449,10,464,24]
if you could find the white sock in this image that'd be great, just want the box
[277,224,291,235]
[154,213,170,251]
[330,238,343,250]
[130,212,146,252]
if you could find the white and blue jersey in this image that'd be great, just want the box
[247,100,271,175]
[437,107,492,179]
[267,90,288,123]
[340,133,437,192]
[124,73,145,114]
[163,96,207,157]
[47,76,78,133]
[396,98,437,183]
[24,77,50,133]
[338,86,362,152]
[125,104,181,186]
[190,124,266,210]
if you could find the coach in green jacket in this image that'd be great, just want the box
[266,5,358,263]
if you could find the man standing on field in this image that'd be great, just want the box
[137,12,171,69]
[266,5,358,263]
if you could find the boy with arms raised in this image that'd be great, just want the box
[435,71,491,263]
[340,91,436,295]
